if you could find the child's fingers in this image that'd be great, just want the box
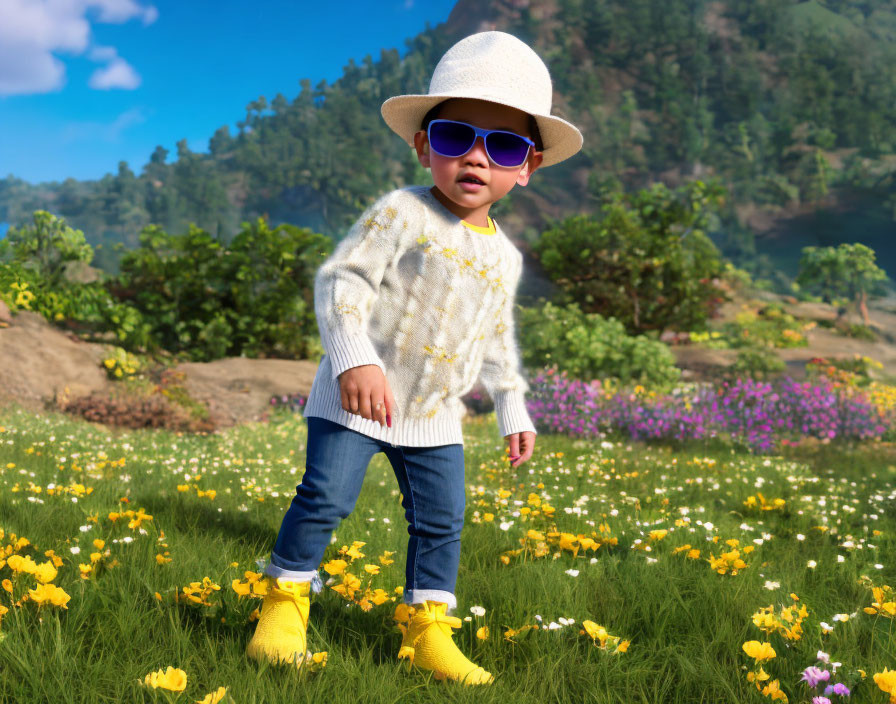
[370,392,387,427]
[383,379,398,427]
[340,385,355,414]
[358,391,372,423]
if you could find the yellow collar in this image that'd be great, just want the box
[461,216,496,235]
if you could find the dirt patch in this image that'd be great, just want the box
[172,357,318,428]
[0,310,111,412]
[0,310,318,430]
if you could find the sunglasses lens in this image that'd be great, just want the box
[429,121,475,157]
[486,131,531,167]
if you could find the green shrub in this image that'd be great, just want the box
[114,218,330,362]
[729,345,786,380]
[533,180,728,335]
[518,300,681,392]
[0,259,154,349]
[102,347,144,380]
[722,302,809,349]
[842,322,878,341]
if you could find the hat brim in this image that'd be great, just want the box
[381,93,583,168]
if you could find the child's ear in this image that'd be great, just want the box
[413,131,431,168]
[516,150,543,187]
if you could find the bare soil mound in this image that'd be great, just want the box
[0,308,318,431]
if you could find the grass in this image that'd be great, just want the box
[0,399,894,703]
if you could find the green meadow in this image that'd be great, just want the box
[0,401,894,703]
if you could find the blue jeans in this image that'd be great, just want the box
[265,416,466,610]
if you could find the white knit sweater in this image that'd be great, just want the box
[302,185,538,447]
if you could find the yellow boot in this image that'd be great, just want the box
[246,577,311,667]
[397,601,494,685]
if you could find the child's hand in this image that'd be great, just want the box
[505,431,535,468]
[337,364,398,428]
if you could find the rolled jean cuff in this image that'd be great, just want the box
[261,562,323,594]
[404,589,457,612]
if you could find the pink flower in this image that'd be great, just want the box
[824,683,850,696]
[802,666,831,687]
[812,697,832,704]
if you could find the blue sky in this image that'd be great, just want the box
[0,0,457,188]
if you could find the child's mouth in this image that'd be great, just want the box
[458,175,485,191]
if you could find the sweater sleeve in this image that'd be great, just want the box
[477,250,538,439]
[314,191,405,381]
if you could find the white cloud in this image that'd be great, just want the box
[59,106,149,144]
[88,47,141,89]
[0,0,157,96]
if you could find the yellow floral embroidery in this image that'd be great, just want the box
[335,301,361,323]
[363,206,398,232]
[422,345,458,363]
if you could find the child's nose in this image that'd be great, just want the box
[464,136,489,165]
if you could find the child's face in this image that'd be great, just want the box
[413,98,543,217]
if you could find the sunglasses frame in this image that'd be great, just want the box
[426,119,536,168]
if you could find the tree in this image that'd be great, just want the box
[795,243,889,326]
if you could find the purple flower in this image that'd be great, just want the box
[801,666,831,687]
[813,698,832,704]
[824,683,851,696]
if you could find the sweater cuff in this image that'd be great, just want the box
[326,328,386,381]
[492,389,537,438]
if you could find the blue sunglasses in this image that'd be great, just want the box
[426,119,535,168]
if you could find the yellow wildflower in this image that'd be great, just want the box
[747,667,771,683]
[761,678,788,702]
[28,583,71,608]
[231,579,251,598]
[345,541,366,560]
[323,559,347,575]
[7,554,37,574]
[742,640,776,662]
[196,686,227,704]
[33,561,58,584]
[865,586,896,618]
[142,666,187,692]
[875,668,896,701]
[582,620,608,646]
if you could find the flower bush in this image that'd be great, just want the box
[525,367,893,454]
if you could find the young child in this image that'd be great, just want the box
[247,30,583,685]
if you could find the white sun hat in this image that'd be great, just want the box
[381,31,583,168]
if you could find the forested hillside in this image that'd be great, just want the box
[1,0,894,288]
